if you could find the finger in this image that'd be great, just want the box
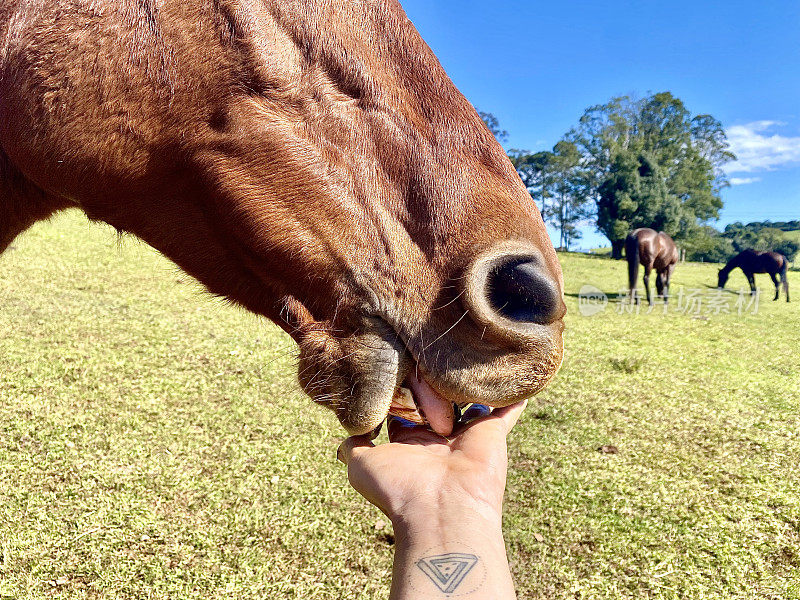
[455,400,527,439]
[337,435,375,465]
[386,415,420,442]
[490,399,528,434]
[460,403,492,423]
[387,416,445,443]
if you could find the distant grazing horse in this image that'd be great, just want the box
[625,228,679,305]
[718,250,790,302]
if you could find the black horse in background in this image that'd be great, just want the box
[718,249,790,302]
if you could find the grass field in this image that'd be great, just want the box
[784,230,800,243]
[1,211,799,599]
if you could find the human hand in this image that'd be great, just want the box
[337,401,527,525]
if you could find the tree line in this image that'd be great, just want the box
[688,222,800,262]
[482,92,796,262]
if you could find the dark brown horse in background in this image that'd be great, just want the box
[625,228,679,305]
[718,249,790,302]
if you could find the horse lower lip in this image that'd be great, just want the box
[390,373,455,430]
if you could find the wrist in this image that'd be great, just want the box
[387,492,515,600]
[390,492,504,540]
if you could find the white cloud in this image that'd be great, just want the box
[725,121,800,174]
[728,176,761,185]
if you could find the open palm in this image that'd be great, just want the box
[338,402,527,521]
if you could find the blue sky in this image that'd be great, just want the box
[400,0,800,249]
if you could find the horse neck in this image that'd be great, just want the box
[720,259,737,275]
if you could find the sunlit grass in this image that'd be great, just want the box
[1,211,798,599]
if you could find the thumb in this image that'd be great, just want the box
[491,399,528,434]
[337,435,375,465]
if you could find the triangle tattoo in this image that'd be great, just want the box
[416,553,479,594]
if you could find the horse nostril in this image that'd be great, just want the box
[487,258,562,325]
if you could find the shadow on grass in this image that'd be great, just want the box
[564,290,624,301]
[609,356,646,373]
[565,285,746,301]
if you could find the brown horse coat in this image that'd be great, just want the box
[625,228,679,305]
[0,0,565,434]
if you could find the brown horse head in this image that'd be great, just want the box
[0,0,565,435]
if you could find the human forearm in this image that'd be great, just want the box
[388,498,516,600]
[338,403,527,599]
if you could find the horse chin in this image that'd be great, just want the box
[386,335,563,436]
[295,317,413,435]
[295,319,460,436]
[297,314,562,436]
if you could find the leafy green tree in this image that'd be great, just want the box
[722,222,759,252]
[747,227,798,261]
[596,149,680,257]
[690,114,737,189]
[756,228,787,253]
[720,223,799,261]
[478,111,509,143]
[544,141,592,250]
[681,226,735,262]
[510,143,592,251]
[508,149,555,216]
[682,224,799,264]
[566,92,734,257]
[775,238,800,262]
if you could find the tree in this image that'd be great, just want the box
[566,92,734,257]
[723,222,800,261]
[478,111,509,143]
[775,238,800,262]
[595,149,681,257]
[690,114,736,190]
[722,222,759,253]
[544,141,592,250]
[681,226,735,262]
[508,149,554,216]
[509,143,592,251]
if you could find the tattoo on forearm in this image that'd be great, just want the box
[415,553,480,594]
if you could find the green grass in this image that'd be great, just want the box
[1,211,799,599]
[783,230,800,243]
